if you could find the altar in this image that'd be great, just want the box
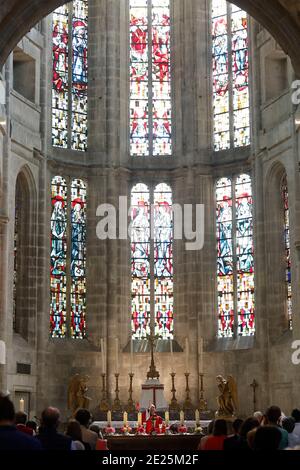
[106,434,203,451]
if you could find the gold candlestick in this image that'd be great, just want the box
[169,372,180,411]
[126,373,135,413]
[112,373,122,411]
[99,373,110,412]
[183,372,194,411]
[198,373,208,412]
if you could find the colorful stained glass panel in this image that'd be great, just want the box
[71,179,87,339]
[50,176,68,338]
[212,0,250,151]
[281,175,292,330]
[130,0,172,157]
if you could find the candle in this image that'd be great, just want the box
[198,337,203,374]
[170,338,174,373]
[180,410,184,426]
[130,338,133,374]
[138,412,142,426]
[19,398,25,413]
[165,411,170,426]
[107,410,112,426]
[195,409,200,426]
[123,411,128,426]
[101,338,105,374]
[185,337,189,373]
[115,338,119,374]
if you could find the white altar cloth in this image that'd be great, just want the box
[94,420,211,429]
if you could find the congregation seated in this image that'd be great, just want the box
[291,409,300,442]
[264,406,288,450]
[0,394,41,450]
[253,425,282,451]
[15,411,34,436]
[223,418,243,451]
[198,420,214,450]
[65,420,86,450]
[26,420,38,436]
[282,417,300,448]
[2,394,300,451]
[253,411,264,425]
[37,407,72,450]
[200,419,227,451]
[236,417,260,450]
[75,408,98,450]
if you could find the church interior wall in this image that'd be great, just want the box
[1,0,300,421]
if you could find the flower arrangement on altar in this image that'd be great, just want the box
[104,426,115,435]
[178,424,188,434]
[137,425,146,435]
[120,425,132,435]
[194,425,203,435]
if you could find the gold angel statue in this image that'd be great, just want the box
[68,374,91,415]
[215,375,238,417]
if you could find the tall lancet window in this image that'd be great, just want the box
[131,183,173,339]
[216,174,255,337]
[50,176,87,339]
[130,0,172,157]
[13,182,21,332]
[212,0,250,151]
[52,0,88,151]
[281,175,292,330]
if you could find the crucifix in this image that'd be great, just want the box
[250,379,258,413]
[146,330,160,380]
[146,192,160,381]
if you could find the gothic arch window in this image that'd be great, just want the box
[131,183,173,339]
[50,176,87,339]
[52,0,88,151]
[13,171,35,340]
[280,174,292,330]
[130,0,172,157]
[13,174,28,335]
[212,0,250,151]
[216,174,255,337]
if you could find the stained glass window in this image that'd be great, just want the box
[50,176,68,338]
[131,184,151,338]
[212,0,250,151]
[281,175,292,330]
[131,183,173,339]
[217,174,254,337]
[52,1,88,151]
[71,179,87,339]
[154,184,173,338]
[130,0,172,157]
[50,176,87,339]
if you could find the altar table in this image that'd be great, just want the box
[106,434,202,451]
[94,420,211,430]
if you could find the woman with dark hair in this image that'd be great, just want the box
[236,417,260,450]
[66,420,86,451]
[201,419,228,450]
[197,420,215,450]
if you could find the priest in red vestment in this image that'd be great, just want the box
[145,405,165,435]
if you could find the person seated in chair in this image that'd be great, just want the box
[145,405,165,435]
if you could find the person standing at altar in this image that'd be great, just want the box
[145,405,165,435]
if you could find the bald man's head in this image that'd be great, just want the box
[41,407,60,429]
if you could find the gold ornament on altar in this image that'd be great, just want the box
[68,374,91,415]
[215,375,238,418]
